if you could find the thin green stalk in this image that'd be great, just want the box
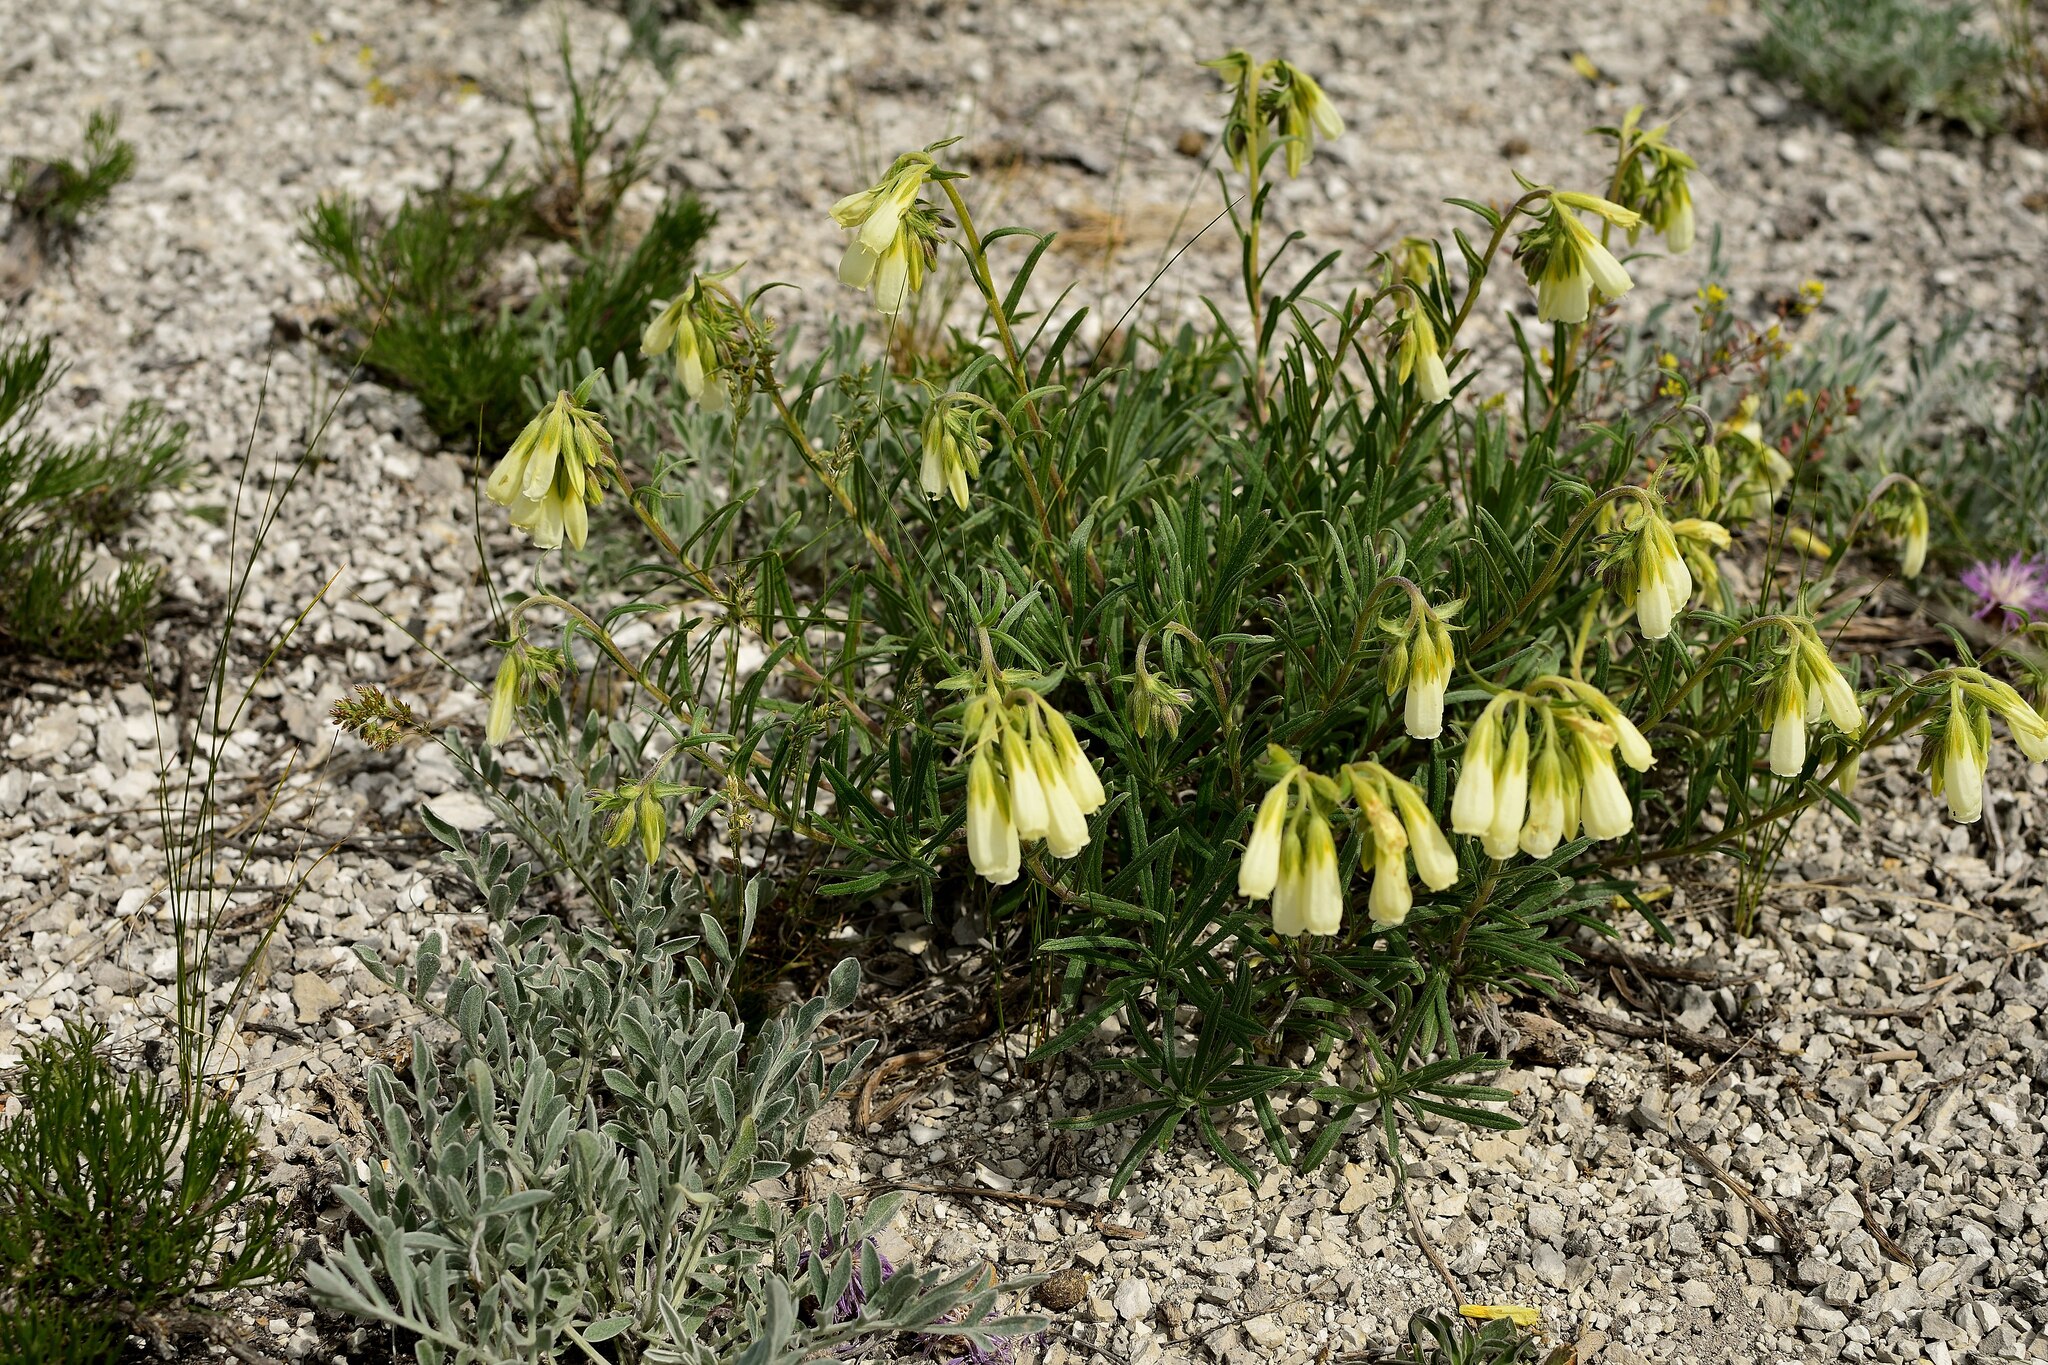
[936,178,1043,434]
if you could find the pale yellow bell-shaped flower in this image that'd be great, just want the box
[1387,778,1459,891]
[1560,679,1655,773]
[1396,303,1452,406]
[1037,700,1106,813]
[1031,733,1091,859]
[967,745,1021,886]
[1572,725,1635,841]
[1931,686,1987,823]
[1271,824,1310,937]
[1799,635,1863,737]
[1239,773,1294,899]
[1004,722,1048,841]
[1483,711,1530,860]
[1367,825,1413,927]
[1519,729,1568,858]
[1295,809,1346,935]
[1451,696,1507,835]
[486,652,520,747]
[1401,610,1456,741]
[1525,192,1641,325]
[1767,667,1809,777]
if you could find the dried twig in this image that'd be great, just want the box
[1577,943,1752,987]
[876,1179,1141,1239]
[1544,993,1743,1058]
[854,1048,944,1131]
[1402,1181,1465,1304]
[1638,1107,1804,1259]
[1854,1184,1915,1269]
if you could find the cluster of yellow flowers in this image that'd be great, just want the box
[639,266,742,412]
[1383,595,1458,740]
[1202,51,1345,177]
[962,682,1107,885]
[1927,672,2048,823]
[484,634,565,746]
[1763,622,1865,776]
[1610,110,1698,255]
[1453,680,1655,859]
[830,151,942,316]
[484,386,613,551]
[1515,191,1641,326]
[1238,750,1457,933]
[919,392,992,509]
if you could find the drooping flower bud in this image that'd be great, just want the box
[1270,60,1345,177]
[1129,653,1195,741]
[1387,777,1460,892]
[487,652,520,747]
[1389,599,1458,741]
[919,393,991,509]
[1927,683,1988,823]
[1395,301,1452,405]
[481,638,565,748]
[1629,508,1694,642]
[1873,480,1930,581]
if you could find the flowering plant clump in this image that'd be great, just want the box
[381,56,2048,1202]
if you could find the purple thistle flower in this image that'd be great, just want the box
[796,1238,896,1327]
[1960,555,2048,630]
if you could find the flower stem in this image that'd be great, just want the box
[937,178,1043,434]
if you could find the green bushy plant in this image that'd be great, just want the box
[0,331,188,660]
[1379,1310,1564,1365]
[3,110,135,254]
[300,34,708,448]
[364,58,2047,1199]
[307,831,1034,1364]
[1751,0,2009,134]
[0,1024,287,1362]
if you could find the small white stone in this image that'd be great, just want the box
[424,790,494,832]
[1113,1277,1152,1321]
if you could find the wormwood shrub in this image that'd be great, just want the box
[300,35,709,448]
[0,330,188,660]
[350,55,2048,1207]
[1751,0,2010,134]
[307,838,1032,1364]
[0,1024,286,1364]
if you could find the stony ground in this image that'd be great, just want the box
[2,0,2046,1362]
